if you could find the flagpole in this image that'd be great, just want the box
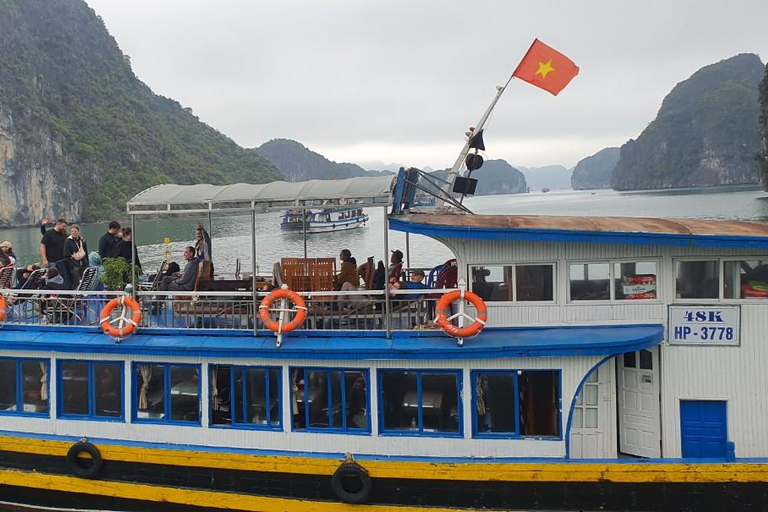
[436,74,515,207]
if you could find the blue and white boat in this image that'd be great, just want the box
[280,205,368,234]
[1,169,768,511]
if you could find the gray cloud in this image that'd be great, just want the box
[85,0,768,169]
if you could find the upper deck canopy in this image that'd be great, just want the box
[391,213,768,248]
[126,175,397,214]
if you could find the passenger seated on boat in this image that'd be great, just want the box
[159,247,199,292]
[0,240,16,268]
[114,227,141,271]
[388,249,404,283]
[334,249,359,291]
[42,267,66,291]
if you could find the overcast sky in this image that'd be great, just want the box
[83,0,768,171]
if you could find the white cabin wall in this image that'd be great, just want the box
[0,350,602,460]
[440,237,768,458]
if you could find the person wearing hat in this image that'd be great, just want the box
[388,249,404,283]
[0,241,16,268]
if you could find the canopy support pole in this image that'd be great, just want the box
[251,207,258,337]
[405,233,411,274]
[303,207,308,260]
[130,214,136,298]
[383,206,391,337]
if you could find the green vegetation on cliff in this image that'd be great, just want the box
[0,0,280,223]
[612,54,764,190]
[758,62,768,189]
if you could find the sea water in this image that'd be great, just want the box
[3,185,767,275]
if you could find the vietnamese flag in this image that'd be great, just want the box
[512,39,579,96]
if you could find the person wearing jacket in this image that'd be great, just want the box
[63,225,89,287]
[334,249,359,291]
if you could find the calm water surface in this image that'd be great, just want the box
[3,185,767,274]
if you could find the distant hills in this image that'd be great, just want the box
[758,62,768,189]
[515,165,572,190]
[612,53,764,190]
[0,0,280,225]
[571,148,620,190]
[255,139,391,182]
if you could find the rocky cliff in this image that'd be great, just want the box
[571,147,620,190]
[0,0,280,226]
[255,139,391,181]
[612,53,764,190]
[758,62,768,189]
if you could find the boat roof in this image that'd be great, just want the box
[0,324,663,359]
[391,213,768,248]
[127,175,396,214]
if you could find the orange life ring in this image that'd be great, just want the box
[259,289,307,334]
[0,295,6,323]
[434,290,487,338]
[100,296,142,338]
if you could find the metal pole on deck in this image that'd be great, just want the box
[302,207,308,260]
[405,233,410,274]
[383,206,391,337]
[251,207,258,337]
[130,214,136,297]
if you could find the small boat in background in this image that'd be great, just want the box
[280,205,368,234]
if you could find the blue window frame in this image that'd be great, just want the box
[0,358,50,417]
[210,365,282,430]
[58,360,124,421]
[378,369,462,437]
[133,363,200,425]
[471,370,561,439]
[290,367,370,434]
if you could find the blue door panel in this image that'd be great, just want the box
[680,400,727,459]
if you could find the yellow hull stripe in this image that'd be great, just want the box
[3,434,768,483]
[0,468,514,512]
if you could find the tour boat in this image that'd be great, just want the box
[280,205,368,234]
[0,169,767,511]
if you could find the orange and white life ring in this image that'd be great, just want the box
[259,288,307,334]
[0,295,6,323]
[434,290,487,338]
[100,296,142,339]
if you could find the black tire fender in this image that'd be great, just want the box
[66,441,103,479]
[331,461,373,504]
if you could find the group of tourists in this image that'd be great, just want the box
[332,247,430,300]
[0,219,140,291]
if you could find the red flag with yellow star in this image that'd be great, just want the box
[512,39,579,96]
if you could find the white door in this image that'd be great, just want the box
[617,348,660,458]
[570,359,616,459]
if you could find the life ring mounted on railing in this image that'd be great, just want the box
[259,286,307,347]
[100,296,142,341]
[0,295,6,326]
[434,286,487,345]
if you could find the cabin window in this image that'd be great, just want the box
[569,263,610,300]
[0,358,49,416]
[379,370,461,436]
[724,260,768,299]
[58,361,123,420]
[572,372,598,429]
[470,264,554,302]
[210,365,281,430]
[291,368,369,433]
[134,364,200,424]
[675,260,719,299]
[569,260,658,301]
[613,261,658,300]
[473,370,560,437]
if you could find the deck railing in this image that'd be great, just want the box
[0,288,452,335]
